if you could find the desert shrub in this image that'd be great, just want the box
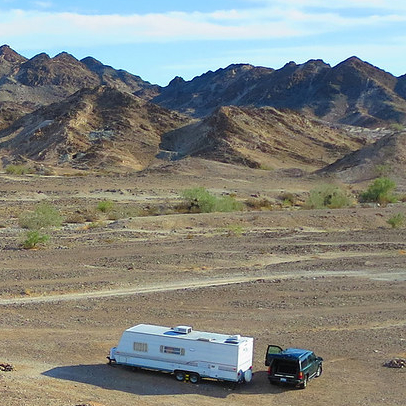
[182,187,242,213]
[64,211,87,224]
[305,184,351,209]
[86,221,106,229]
[225,225,244,236]
[360,177,397,205]
[259,164,274,171]
[97,200,115,213]
[245,197,273,210]
[5,164,33,175]
[375,164,392,177]
[182,188,217,213]
[21,230,50,249]
[279,192,296,206]
[215,195,243,212]
[19,202,63,230]
[390,123,404,131]
[387,213,405,229]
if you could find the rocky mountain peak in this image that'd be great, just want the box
[53,51,80,63]
[0,44,26,63]
[80,56,105,70]
[167,76,186,88]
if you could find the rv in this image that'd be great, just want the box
[108,323,254,384]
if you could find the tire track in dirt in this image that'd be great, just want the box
[1,257,405,306]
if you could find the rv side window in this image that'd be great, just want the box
[160,345,185,356]
[133,342,148,352]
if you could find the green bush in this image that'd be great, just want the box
[305,184,351,209]
[181,187,242,213]
[19,202,63,230]
[22,230,50,249]
[387,213,405,229]
[389,123,404,131]
[5,164,33,175]
[360,177,397,205]
[215,195,243,212]
[97,200,115,213]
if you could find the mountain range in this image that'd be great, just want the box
[0,45,405,178]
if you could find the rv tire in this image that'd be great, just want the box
[189,373,200,384]
[174,370,186,382]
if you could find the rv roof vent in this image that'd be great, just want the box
[225,335,241,343]
[173,325,193,334]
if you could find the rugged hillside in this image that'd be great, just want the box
[0,45,157,130]
[159,106,364,171]
[1,45,406,175]
[0,86,190,171]
[319,131,406,183]
[154,58,406,127]
[81,57,159,100]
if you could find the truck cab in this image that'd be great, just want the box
[265,345,323,389]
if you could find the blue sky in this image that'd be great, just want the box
[0,0,405,85]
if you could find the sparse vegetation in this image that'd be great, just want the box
[360,177,397,205]
[259,164,274,171]
[97,200,115,213]
[21,230,50,249]
[375,164,392,177]
[18,202,62,249]
[19,202,63,230]
[279,192,296,207]
[181,187,242,213]
[5,164,33,175]
[225,225,244,236]
[304,184,351,209]
[245,197,273,211]
[389,123,404,131]
[387,213,405,229]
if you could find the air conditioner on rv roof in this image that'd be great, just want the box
[172,325,193,334]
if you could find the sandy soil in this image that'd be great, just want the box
[0,159,405,406]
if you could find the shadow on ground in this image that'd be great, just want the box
[43,364,293,397]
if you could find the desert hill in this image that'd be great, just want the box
[0,45,156,130]
[159,106,364,171]
[0,85,191,171]
[154,57,406,127]
[1,45,406,176]
[319,131,406,183]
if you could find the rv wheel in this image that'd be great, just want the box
[174,370,186,381]
[189,373,200,384]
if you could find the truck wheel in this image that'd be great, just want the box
[174,370,186,382]
[300,376,308,389]
[316,365,322,377]
[189,373,200,384]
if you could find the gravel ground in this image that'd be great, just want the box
[0,162,405,406]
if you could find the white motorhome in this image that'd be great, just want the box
[109,324,254,384]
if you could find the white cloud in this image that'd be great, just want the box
[32,1,53,8]
[246,0,406,10]
[0,5,406,47]
[0,3,404,50]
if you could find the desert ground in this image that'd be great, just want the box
[0,158,405,406]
